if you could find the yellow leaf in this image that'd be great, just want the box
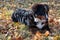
[44,31,50,37]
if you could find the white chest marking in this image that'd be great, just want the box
[34,18,46,29]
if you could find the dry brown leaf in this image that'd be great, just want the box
[44,31,50,37]
[33,31,42,40]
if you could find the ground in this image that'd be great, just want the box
[0,7,60,40]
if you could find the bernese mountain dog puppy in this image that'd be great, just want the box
[11,4,51,33]
[31,4,51,33]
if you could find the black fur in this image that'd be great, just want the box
[11,4,51,33]
[11,8,34,26]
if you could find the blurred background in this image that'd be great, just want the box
[0,0,60,40]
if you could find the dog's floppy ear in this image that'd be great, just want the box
[44,4,49,14]
[32,3,39,13]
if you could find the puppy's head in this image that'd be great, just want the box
[32,4,45,16]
